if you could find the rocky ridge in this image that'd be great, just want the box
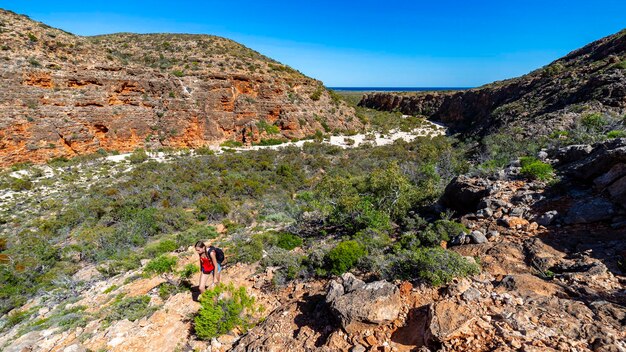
[359,29,626,136]
[0,9,360,166]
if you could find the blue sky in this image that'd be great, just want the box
[3,1,625,87]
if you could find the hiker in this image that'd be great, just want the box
[195,240,223,293]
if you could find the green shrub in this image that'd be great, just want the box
[105,295,156,323]
[1,309,32,333]
[103,285,119,294]
[8,177,33,191]
[389,247,480,286]
[367,162,420,219]
[179,263,199,279]
[607,129,626,138]
[260,247,304,284]
[275,232,303,250]
[617,60,626,70]
[581,113,607,130]
[128,148,149,164]
[253,138,287,146]
[543,62,564,76]
[520,157,554,181]
[195,146,214,155]
[309,87,323,101]
[220,140,243,148]
[144,255,178,275]
[171,70,184,77]
[157,282,181,300]
[27,33,37,42]
[97,255,141,277]
[256,120,280,135]
[231,235,263,264]
[326,240,366,275]
[194,196,231,221]
[194,283,257,340]
[429,220,467,244]
[143,239,178,257]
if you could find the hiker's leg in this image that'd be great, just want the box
[199,272,209,294]
[215,263,221,284]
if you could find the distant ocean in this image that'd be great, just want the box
[329,87,470,92]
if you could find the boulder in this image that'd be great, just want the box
[501,216,530,229]
[553,144,593,165]
[469,230,487,244]
[593,163,626,189]
[449,233,471,246]
[564,197,615,224]
[607,175,626,206]
[536,210,558,226]
[425,300,475,344]
[441,176,492,214]
[326,273,401,333]
[564,140,626,181]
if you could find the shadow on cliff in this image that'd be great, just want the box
[292,293,340,347]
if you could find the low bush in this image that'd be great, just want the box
[220,140,243,148]
[1,308,32,333]
[194,196,231,221]
[326,240,366,275]
[195,146,215,155]
[520,157,554,181]
[256,120,280,135]
[104,295,156,323]
[388,247,480,285]
[260,247,304,284]
[143,239,178,257]
[607,129,626,138]
[6,177,33,191]
[179,263,199,279]
[128,148,149,164]
[275,232,303,250]
[581,112,607,131]
[194,283,258,340]
[253,138,287,146]
[309,87,323,101]
[144,255,178,275]
[231,235,263,264]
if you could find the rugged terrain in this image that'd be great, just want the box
[360,29,626,136]
[1,11,625,352]
[0,9,360,167]
[2,139,625,352]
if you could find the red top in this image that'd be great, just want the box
[200,254,215,273]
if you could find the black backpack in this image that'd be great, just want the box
[207,246,225,264]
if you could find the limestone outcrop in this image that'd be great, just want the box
[0,10,361,166]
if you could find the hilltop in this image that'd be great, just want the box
[0,9,360,166]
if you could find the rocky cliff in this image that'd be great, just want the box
[360,29,626,136]
[0,9,360,166]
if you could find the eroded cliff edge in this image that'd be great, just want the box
[360,29,626,136]
[0,10,360,166]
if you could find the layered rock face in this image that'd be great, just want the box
[360,30,626,135]
[0,10,360,166]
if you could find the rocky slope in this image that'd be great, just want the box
[2,140,625,352]
[359,29,626,136]
[233,142,626,352]
[0,9,360,166]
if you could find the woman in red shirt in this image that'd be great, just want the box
[195,241,222,294]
